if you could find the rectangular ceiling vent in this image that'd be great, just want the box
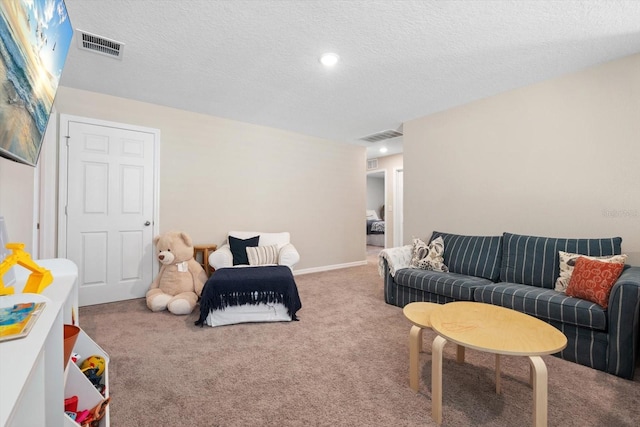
[76,29,124,59]
[367,159,378,170]
[359,129,403,143]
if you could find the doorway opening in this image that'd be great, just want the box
[366,170,386,253]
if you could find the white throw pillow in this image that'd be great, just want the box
[409,236,449,272]
[555,250,628,293]
[366,210,380,220]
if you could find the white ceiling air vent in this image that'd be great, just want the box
[359,129,403,143]
[76,29,124,59]
[367,159,378,170]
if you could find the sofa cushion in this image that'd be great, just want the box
[500,233,622,289]
[474,282,607,331]
[430,231,502,281]
[394,268,493,301]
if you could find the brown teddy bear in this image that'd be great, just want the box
[146,231,207,315]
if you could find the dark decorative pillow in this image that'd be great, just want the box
[229,235,259,265]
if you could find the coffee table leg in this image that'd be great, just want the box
[432,335,447,425]
[409,326,423,392]
[529,363,533,386]
[529,356,548,427]
[456,345,465,363]
[495,354,501,394]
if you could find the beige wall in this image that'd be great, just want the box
[0,157,35,253]
[6,86,367,271]
[404,53,640,265]
[367,153,403,247]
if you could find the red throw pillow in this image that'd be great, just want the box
[566,257,624,308]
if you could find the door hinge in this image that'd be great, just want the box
[65,135,70,146]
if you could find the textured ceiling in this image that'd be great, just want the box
[60,1,640,159]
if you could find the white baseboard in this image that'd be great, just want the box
[293,260,368,276]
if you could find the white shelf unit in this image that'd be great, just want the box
[0,293,63,427]
[63,329,110,427]
[1,258,109,427]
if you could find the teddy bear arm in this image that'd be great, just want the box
[149,265,166,290]
[187,259,207,296]
[194,275,205,297]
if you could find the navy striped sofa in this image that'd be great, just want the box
[381,231,640,379]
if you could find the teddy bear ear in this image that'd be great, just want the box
[180,232,193,247]
[153,235,161,245]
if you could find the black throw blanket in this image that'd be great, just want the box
[195,265,302,326]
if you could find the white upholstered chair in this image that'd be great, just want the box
[208,231,300,271]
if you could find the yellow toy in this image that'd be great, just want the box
[81,355,106,377]
[0,243,53,295]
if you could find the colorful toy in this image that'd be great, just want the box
[0,243,53,295]
[80,355,106,394]
[82,367,103,392]
[146,231,207,315]
[80,355,105,377]
[65,396,110,426]
[64,395,78,413]
[74,410,91,424]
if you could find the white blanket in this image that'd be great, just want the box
[378,245,412,277]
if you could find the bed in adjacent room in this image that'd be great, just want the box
[366,209,385,247]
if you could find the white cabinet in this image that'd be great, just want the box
[1,259,109,427]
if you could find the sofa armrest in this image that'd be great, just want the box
[278,243,300,269]
[606,266,640,378]
[378,245,412,277]
[209,244,233,270]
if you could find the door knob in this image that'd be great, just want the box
[144,221,151,226]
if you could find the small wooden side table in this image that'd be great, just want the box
[403,302,465,392]
[193,244,217,276]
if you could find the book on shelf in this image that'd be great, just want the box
[0,302,46,342]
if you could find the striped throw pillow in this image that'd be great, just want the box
[246,245,279,266]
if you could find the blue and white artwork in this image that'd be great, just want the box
[0,0,72,166]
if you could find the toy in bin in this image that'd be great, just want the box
[65,395,110,427]
[80,355,106,395]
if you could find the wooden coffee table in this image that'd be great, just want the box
[430,301,567,427]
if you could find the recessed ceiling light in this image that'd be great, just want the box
[379,147,388,153]
[320,52,339,67]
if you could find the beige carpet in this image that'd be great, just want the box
[78,250,640,426]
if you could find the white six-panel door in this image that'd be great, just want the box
[59,115,159,306]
